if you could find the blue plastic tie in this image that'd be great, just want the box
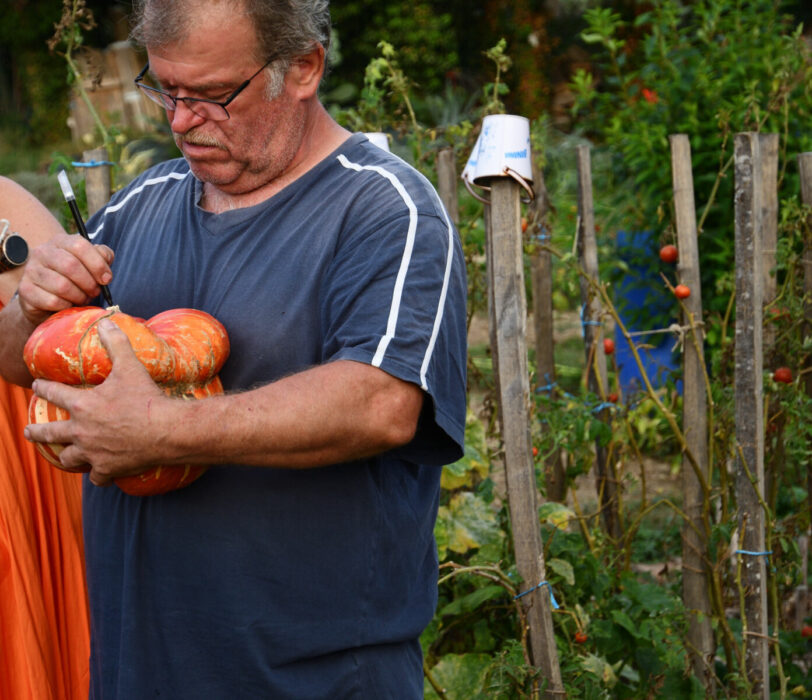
[514,580,560,609]
[71,160,114,168]
[579,304,601,335]
[734,550,772,557]
[536,382,557,394]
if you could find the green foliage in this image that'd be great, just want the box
[328,2,458,96]
[570,0,812,318]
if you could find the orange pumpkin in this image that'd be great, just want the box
[23,306,230,496]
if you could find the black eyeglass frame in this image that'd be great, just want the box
[133,59,274,120]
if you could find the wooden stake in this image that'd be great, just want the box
[487,177,564,697]
[82,147,111,217]
[436,148,459,226]
[669,134,715,693]
[733,132,769,699]
[575,144,620,541]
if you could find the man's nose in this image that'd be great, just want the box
[168,100,207,133]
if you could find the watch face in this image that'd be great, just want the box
[1,233,28,271]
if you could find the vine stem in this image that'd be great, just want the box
[423,661,448,700]
[63,52,111,150]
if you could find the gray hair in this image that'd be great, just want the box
[130,0,331,96]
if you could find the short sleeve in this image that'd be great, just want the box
[321,206,467,465]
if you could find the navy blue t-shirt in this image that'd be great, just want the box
[82,133,467,698]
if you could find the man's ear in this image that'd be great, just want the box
[286,44,325,99]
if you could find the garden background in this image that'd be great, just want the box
[1,0,812,697]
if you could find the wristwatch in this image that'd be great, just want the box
[0,223,28,272]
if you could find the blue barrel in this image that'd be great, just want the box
[612,231,681,396]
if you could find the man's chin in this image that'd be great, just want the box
[184,157,238,186]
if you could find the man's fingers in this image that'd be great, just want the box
[24,411,69,445]
[57,234,114,289]
[30,378,79,412]
[96,244,115,268]
[16,233,115,321]
[96,319,143,368]
[88,468,113,487]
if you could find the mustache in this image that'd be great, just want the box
[176,129,226,149]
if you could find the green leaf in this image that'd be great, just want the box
[441,412,490,490]
[435,492,503,558]
[538,502,575,531]
[610,609,640,637]
[438,584,506,617]
[581,32,606,45]
[546,558,575,586]
[424,653,492,700]
[581,653,618,686]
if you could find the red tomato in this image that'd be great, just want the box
[768,306,790,322]
[659,244,678,264]
[575,631,588,644]
[773,367,793,384]
[608,392,619,403]
[674,284,691,299]
[532,446,539,457]
[521,217,528,233]
[603,338,615,355]
[801,625,812,638]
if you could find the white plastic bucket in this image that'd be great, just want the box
[364,132,391,152]
[472,114,532,185]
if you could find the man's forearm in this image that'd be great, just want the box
[0,298,37,387]
[158,360,424,469]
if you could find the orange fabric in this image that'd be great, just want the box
[0,313,90,699]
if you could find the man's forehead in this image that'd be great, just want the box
[145,3,258,56]
[145,9,260,82]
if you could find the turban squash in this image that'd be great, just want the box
[23,306,230,496]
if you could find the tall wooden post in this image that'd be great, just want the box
[82,147,112,217]
[487,177,564,697]
[529,156,565,502]
[669,134,715,692]
[436,148,459,227]
[575,145,620,541]
[733,132,769,699]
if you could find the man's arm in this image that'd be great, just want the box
[27,319,424,485]
[0,176,114,386]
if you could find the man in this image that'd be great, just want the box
[0,0,467,697]
[0,177,90,700]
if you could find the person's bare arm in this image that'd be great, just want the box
[0,176,114,386]
[26,320,424,485]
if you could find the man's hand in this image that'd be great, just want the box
[25,319,171,487]
[17,233,114,326]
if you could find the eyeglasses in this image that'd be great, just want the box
[134,59,273,121]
